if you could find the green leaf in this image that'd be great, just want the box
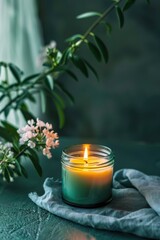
[0,126,14,142]
[59,48,72,65]
[7,167,14,178]
[63,69,78,82]
[20,103,36,122]
[123,0,136,11]
[12,139,20,153]
[20,164,28,178]
[104,22,112,34]
[55,83,75,105]
[14,91,35,109]
[26,92,36,103]
[71,55,89,77]
[83,60,99,81]
[94,36,109,63]
[4,107,10,119]
[0,85,6,92]
[66,34,83,43]
[53,92,65,109]
[115,6,124,28]
[42,62,52,68]
[4,168,10,182]
[8,63,23,83]
[54,100,65,129]
[88,42,102,62]
[7,82,19,90]
[14,159,22,174]
[46,75,54,90]
[1,121,19,139]
[23,73,39,83]
[13,89,32,110]
[13,160,22,176]
[27,150,42,177]
[13,167,22,177]
[113,0,121,3]
[0,61,7,68]
[77,11,101,19]
[40,91,46,113]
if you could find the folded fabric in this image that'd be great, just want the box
[29,169,160,239]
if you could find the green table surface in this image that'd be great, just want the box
[1,137,160,240]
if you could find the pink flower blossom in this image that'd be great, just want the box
[43,147,52,159]
[36,118,45,128]
[25,131,33,139]
[46,138,53,147]
[18,118,59,159]
[46,122,52,130]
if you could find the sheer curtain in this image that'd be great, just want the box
[0,0,43,126]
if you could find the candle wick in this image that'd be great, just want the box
[84,157,88,164]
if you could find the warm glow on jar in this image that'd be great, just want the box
[61,144,115,208]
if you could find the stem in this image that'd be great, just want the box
[15,145,29,159]
[75,0,123,48]
[0,67,54,114]
[27,67,54,88]
[83,3,116,40]
[0,1,123,114]
[15,143,45,159]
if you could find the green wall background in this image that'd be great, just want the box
[38,0,160,142]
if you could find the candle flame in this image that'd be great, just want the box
[84,146,88,160]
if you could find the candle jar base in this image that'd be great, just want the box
[62,195,112,208]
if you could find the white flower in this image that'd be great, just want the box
[47,41,56,49]
[9,177,14,182]
[28,119,34,126]
[9,164,15,169]
[47,152,52,159]
[54,140,59,148]
[4,143,13,149]
[19,138,25,145]
[28,141,36,148]
[8,151,14,158]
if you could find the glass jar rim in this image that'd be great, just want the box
[61,144,114,169]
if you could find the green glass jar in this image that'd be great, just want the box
[61,144,114,208]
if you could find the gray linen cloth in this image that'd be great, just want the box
[29,169,160,239]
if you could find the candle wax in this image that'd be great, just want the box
[62,157,113,206]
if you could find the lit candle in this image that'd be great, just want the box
[61,144,114,207]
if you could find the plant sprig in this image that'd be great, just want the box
[0,119,59,182]
[0,0,149,130]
